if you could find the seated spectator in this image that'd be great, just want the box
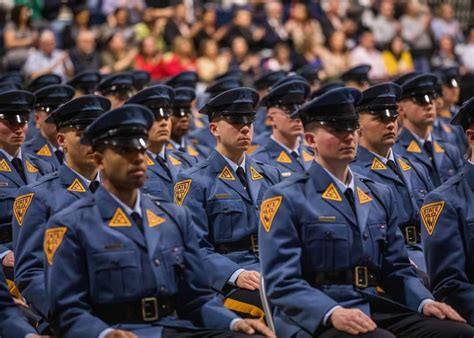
[3,5,37,71]
[229,35,260,77]
[99,7,135,47]
[102,0,145,24]
[100,31,137,74]
[160,36,196,77]
[61,6,96,51]
[134,36,162,80]
[457,25,474,74]
[432,35,461,69]
[349,29,388,81]
[69,30,101,74]
[134,9,166,51]
[263,42,292,72]
[191,5,227,49]
[22,30,74,80]
[196,38,229,83]
[164,1,191,46]
[382,35,414,77]
[431,3,463,44]
[318,30,351,79]
[319,0,347,39]
[285,2,325,53]
[370,0,401,49]
[260,1,288,49]
[292,37,322,72]
[222,6,265,52]
[400,0,433,72]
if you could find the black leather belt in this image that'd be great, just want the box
[93,297,175,324]
[0,224,12,244]
[215,235,259,255]
[403,225,421,245]
[306,266,379,289]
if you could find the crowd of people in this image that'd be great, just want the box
[0,0,474,338]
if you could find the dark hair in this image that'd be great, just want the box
[10,5,30,27]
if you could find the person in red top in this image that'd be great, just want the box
[134,36,163,80]
[160,36,197,77]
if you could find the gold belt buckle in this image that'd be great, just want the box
[141,297,159,322]
[355,266,368,288]
[250,235,259,255]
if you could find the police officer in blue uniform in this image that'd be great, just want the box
[13,95,110,328]
[126,85,197,201]
[175,87,281,320]
[340,64,371,91]
[129,69,151,91]
[252,79,314,178]
[310,81,345,100]
[394,73,463,187]
[421,97,474,325]
[44,104,273,337]
[0,90,54,280]
[351,82,433,273]
[26,73,62,93]
[259,87,473,338]
[23,84,75,169]
[96,73,135,109]
[67,71,102,97]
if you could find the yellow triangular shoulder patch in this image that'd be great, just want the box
[442,124,452,133]
[0,159,11,172]
[398,158,411,171]
[356,186,372,204]
[439,110,452,119]
[44,227,67,265]
[187,145,199,157]
[67,178,86,193]
[218,166,235,180]
[371,157,387,170]
[36,144,52,156]
[421,201,445,235]
[145,155,155,166]
[433,141,445,153]
[25,160,39,173]
[194,116,204,129]
[245,144,260,154]
[250,166,263,180]
[13,193,34,226]
[276,151,292,164]
[406,140,422,153]
[260,196,283,232]
[168,155,182,166]
[166,143,174,149]
[174,179,192,206]
[302,150,314,162]
[109,208,132,227]
[322,183,342,202]
[146,209,166,228]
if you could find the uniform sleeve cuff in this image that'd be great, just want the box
[230,318,243,330]
[0,249,12,259]
[323,305,342,326]
[418,298,435,313]
[227,269,245,286]
[98,328,114,338]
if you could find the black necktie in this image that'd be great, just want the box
[11,158,26,183]
[130,212,144,233]
[156,155,172,179]
[236,166,249,192]
[344,188,356,214]
[386,159,403,181]
[423,141,434,161]
[54,149,64,164]
[89,181,100,193]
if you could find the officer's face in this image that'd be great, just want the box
[210,118,253,152]
[442,85,460,105]
[170,115,190,138]
[58,128,95,170]
[399,99,436,127]
[268,107,303,138]
[149,117,171,145]
[359,114,398,149]
[95,146,147,190]
[305,124,358,164]
[35,111,57,142]
[0,118,27,151]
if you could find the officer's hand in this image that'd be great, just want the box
[236,270,260,290]
[2,252,14,267]
[329,307,377,335]
[233,318,276,337]
[105,330,137,338]
[423,301,466,323]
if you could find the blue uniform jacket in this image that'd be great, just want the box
[143,149,197,202]
[432,118,467,156]
[167,137,211,161]
[251,138,314,179]
[22,132,61,170]
[13,165,94,318]
[0,151,54,254]
[394,128,463,187]
[176,150,281,291]
[421,162,474,325]
[259,161,432,337]
[0,268,36,338]
[45,186,238,338]
[351,146,434,269]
